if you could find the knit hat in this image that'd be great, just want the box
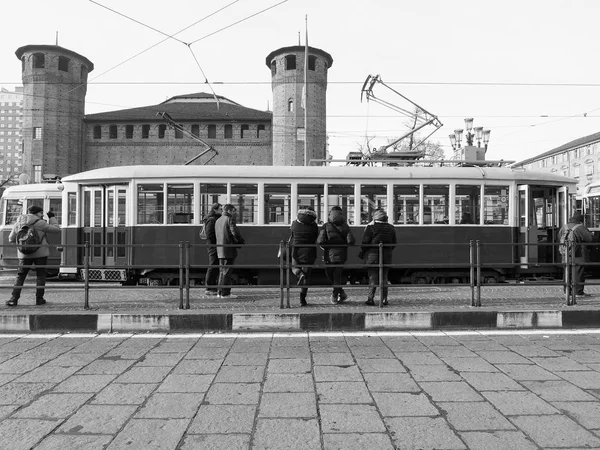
[28,205,43,215]
[373,209,387,221]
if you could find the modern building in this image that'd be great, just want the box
[512,132,600,196]
[0,87,24,185]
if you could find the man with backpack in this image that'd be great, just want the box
[559,212,593,297]
[201,203,222,296]
[6,205,61,307]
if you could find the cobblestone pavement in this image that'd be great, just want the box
[0,330,599,449]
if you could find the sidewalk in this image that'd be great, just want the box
[1,273,600,333]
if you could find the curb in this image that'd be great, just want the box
[1,310,599,333]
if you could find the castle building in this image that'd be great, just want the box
[0,87,23,183]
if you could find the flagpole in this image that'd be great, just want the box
[304,15,308,166]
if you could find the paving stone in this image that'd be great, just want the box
[0,404,19,418]
[214,365,265,383]
[267,358,311,374]
[56,404,137,434]
[0,373,18,387]
[355,358,406,373]
[103,348,150,359]
[476,351,532,364]
[16,365,79,383]
[0,358,48,374]
[316,381,373,403]
[529,356,590,372]
[106,418,190,450]
[52,374,116,393]
[185,347,230,359]
[428,346,478,358]
[92,382,157,404]
[268,346,311,359]
[114,365,172,383]
[135,352,185,366]
[440,357,498,372]
[174,359,223,374]
[459,372,525,391]
[439,401,515,431]
[45,352,100,367]
[253,418,321,450]
[552,401,600,428]
[458,430,538,450]
[136,392,203,418]
[34,434,114,450]
[557,371,600,389]
[78,359,136,375]
[419,381,483,402]
[263,373,314,392]
[312,352,355,365]
[564,350,600,363]
[508,345,560,357]
[320,404,386,433]
[0,382,54,405]
[313,365,363,382]
[350,347,396,359]
[511,415,600,448]
[396,352,444,365]
[180,434,250,450]
[481,391,559,415]
[408,364,462,382]
[223,352,269,366]
[322,433,395,450]
[0,419,63,450]
[13,393,92,419]
[259,392,317,417]
[187,404,256,434]
[363,372,421,392]
[522,380,598,401]
[496,364,560,381]
[152,340,197,352]
[417,336,463,347]
[157,373,214,392]
[372,392,439,417]
[460,341,508,351]
[204,382,261,404]
[385,416,466,450]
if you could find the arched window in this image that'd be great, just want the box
[33,53,45,69]
[142,124,150,139]
[93,125,101,139]
[21,57,25,73]
[58,56,70,72]
[308,55,316,71]
[270,60,277,76]
[208,124,216,139]
[285,55,296,70]
[80,65,88,81]
[257,124,265,138]
[224,124,233,139]
[191,124,199,137]
[109,125,117,139]
[241,124,249,138]
[288,99,294,112]
[158,124,166,139]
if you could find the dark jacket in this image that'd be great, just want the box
[559,219,592,259]
[203,210,221,245]
[361,218,397,265]
[290,209,319,264]
[9,214,61,259]
[215,212,245,259]
[316,209,355,263]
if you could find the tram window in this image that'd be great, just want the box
[138,184,164,224]
[231,184,258,224]
[393,185,419,225]
[84,191,91,227]
[265,184,291,224]
[200,183,227,219]
[67,193,76,226]
[484,186,509,225]
[588,196,600,228]
[94,191,102,227]
[455,185,480,225]
[107,191,114,227]
[298,184,325,222]
[4,199,21,225]
[328,184,355,225]
[423,185,449,224]
[49,198,62,225]
[360,185,387,224]
[167,184,194,224]
[117,190,126,227]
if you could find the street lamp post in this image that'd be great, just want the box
[449,118,491,160]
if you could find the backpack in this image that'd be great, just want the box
[559,223,581,257]
[16,219,42,254]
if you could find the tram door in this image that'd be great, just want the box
[518,185,537,266]
[82,186,128,268]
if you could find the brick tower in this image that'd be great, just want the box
[266,45,333,166]
[15,45,94,181]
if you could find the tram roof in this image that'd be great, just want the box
[2,183,62,195]
[61,165,577,186]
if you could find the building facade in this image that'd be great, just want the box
[0,87,23,184]
[512,132,600,197]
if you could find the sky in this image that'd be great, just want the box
[2,0,600,164]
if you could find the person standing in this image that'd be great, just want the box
[360,208,396,306]
[317,206,355,304]
[202,203,222,296]
[290,206,319,307]
[6,206,61,307]
[215,204,245,299]
[559,212,593,297]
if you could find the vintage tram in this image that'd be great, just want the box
[4,163,567,285]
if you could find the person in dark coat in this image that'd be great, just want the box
[202,203,222,295]
[559,212,593,297]
[289,206,319,306]
[215,204,245,299]
[360,208,396,306]
[317,206,355,304]
[6,205,61,306]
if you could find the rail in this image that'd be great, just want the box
[0,241,592,310]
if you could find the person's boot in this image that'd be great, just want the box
[5,297,18,307]
[300,292,308,307]
[338,291,348,303]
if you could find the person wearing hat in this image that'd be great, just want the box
[559,212,593,298]
[6,205,61,307]
[289,206,319,306]
[360,208,396,306]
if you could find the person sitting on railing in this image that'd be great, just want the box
[289,206,319,307]
[559,212,593,298]
[360,208,396,306]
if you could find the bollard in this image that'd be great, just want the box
[469,240,475,307]
[83,241,90,310]
[279,240,284,309]
[568,243,576,306]
[178,241,184,310]
[285,240,291,309]
[476,240,482,307]
[379,242,384,308]
[185,241,191,310]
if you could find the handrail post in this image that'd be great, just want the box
[285,240,291,308]
[469,240,475,307]
[279,241,284,309]
[569,242,576,306]
[564,241,570,305]
[178,241,184,310]
[379,242,384,308]
[476,240,482,307]
[83,241,90,310]
[185,241,191,309]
